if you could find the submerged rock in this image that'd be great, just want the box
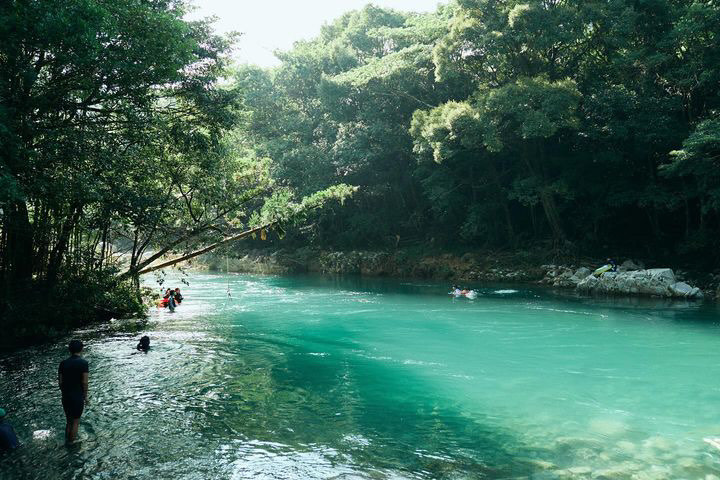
[592,461,643,479]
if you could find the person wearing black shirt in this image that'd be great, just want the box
[58,340,89,442]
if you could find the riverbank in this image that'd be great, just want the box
[201,247,719,300]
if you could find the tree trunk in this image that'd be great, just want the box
[484,158,515,245]
[523,143,565,242]
[5,201,34,285]
[539,190,565,242]
[46,204,83,285]
[33,202,52,274]
[134,222,276,276]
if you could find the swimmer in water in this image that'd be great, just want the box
[136,336,150,352]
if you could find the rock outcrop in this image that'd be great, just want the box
[575,268,704,299]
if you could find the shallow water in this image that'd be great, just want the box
[1,274,720,479]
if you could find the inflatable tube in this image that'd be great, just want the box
[594,264,612,276]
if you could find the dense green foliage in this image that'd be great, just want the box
[0,0,350,335]
[234,1,720,262]
[0,0,242,331]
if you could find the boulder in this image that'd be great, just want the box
[577,274,599,291]
[646,268,676,286]
[669,281,693,297]
[689,287,704,299]
[619,259,643,272]
[576,268,702,299]
[668,281,704,298]
[573,267,591,280]
[553,269,577,287]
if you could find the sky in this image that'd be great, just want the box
[186,0,447,67]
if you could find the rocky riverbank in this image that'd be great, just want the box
[541,262,705,299]
[202,248,718,300]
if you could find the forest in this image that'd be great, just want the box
[1,0,719,335]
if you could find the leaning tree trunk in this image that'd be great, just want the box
[133,222,276,276]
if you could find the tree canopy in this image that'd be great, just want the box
[233,0,720,257]
[0,0,352,333]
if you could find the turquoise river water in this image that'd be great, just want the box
[1,273,720,479]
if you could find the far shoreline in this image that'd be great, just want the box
[191,247,719,302]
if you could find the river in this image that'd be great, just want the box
[1,273,719,479]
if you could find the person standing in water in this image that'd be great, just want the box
[58,340,89,443]
[0,408,19,450]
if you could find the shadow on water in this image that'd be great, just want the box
[204,313,540,479]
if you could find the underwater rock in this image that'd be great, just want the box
[568,466,592,475]
[588,418,627,436]
[592,461,643,480]
[641,436,673,452]
[616,440,637,454]
[630,465,672,480]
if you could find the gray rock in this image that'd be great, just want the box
[574,267,591,280]
[576,268,702,299]
[577,274,599,291]
[646,268,676,286]
[669,281,693,297]
[619,259,642,272]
